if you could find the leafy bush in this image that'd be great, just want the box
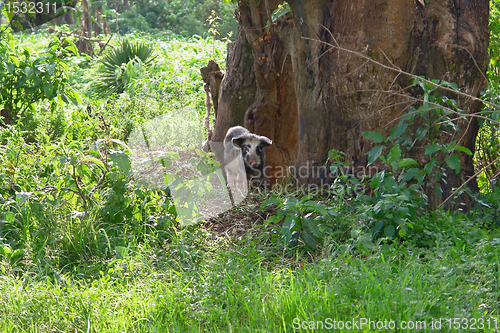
[261,195,332,251]
[469,185,500,228]
[0,131,178,271]
[0,28,80,125]
[94,39,156,97]
[261,77,477,252]
[116,0,238,39]
[354,78,474,238]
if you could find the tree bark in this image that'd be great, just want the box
[214,0,489,208]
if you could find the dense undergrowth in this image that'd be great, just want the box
[0,18,500,332]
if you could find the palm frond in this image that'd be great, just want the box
[94,39,156,98]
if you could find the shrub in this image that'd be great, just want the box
[94,39,156,98]
[0,28,79,125]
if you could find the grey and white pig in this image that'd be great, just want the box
[223,126,272,189]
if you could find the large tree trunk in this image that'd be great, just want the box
[214,0,489,208]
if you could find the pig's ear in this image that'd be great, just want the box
[232,135,249,148]
[258,136,272,147]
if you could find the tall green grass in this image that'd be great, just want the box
[1,230,499,332]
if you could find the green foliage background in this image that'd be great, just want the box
[115,0,238,38]
[0,2,499,332]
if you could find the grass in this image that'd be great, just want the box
[1,30,500,332]
[1,193,500,332]
[1,224,499,332]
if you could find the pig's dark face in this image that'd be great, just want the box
[232,134,272,169]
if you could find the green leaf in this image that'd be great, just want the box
[261,197,282,209]
[14,75,28,88]
[424,143,440,155]
[271,3,291,22]
[445,98,459,110]
[266,215,282,224]
[0,245,12,256]
[95,40,155,98]
[455,145,473,156]
[388,123,408,141]
[445,153,461,173]
[78,164,91,180]
[303,201,329,215]
[158,156,171,168]
[83,156,106,170]
[282,216,295,244]
[10,248,24,264]
[399,168,423,182]
[109,151,131,174]
[416,127,428,140]
[367,145,386,166]
[66,89,81,106]
[398,158,418,168]
[362,131,385,143]
[6,62,14,74]
[283,196,298,207]
[12,20,23,30]
[68,141,84,152]
[424,160,435,175]
[114,246,128,259]
[43,82,53,97]
[9,55,20,67]
[4,212,16,223]
[446,81,459,91]
[369,171,385,188]
[63,38,79,56]
[358,234,374,249]
[384,225,395,238]
[303,218,321,237]
[165,174,181,187]
[282,215,296,230]
[60,94,69,104]
[387,144,401,164]
[434,185,443,196]
[16,191,31,206]
[163,152,180,160]
[398,228,407,237]
[301,229,317,250]
[45,63,56,75]
[110,138,129,149]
